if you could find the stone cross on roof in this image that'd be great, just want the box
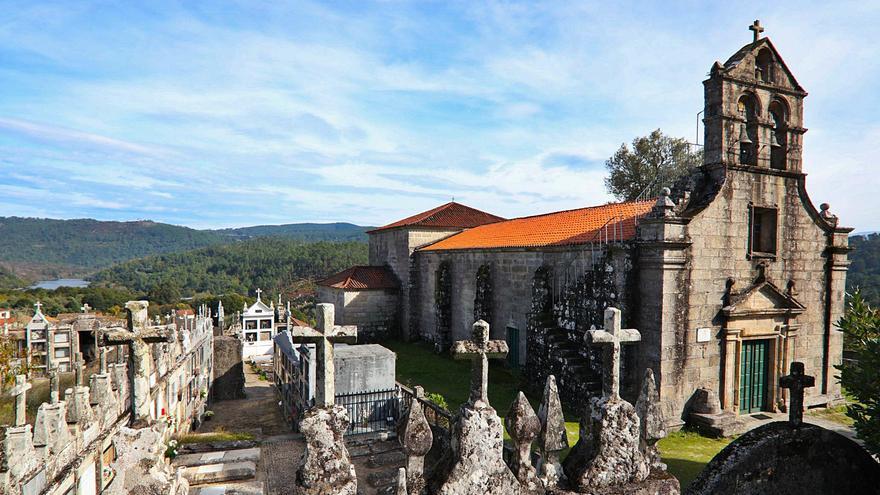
[255,288,263,301]
[103,300,173,425]
[81,303,91,314]
[779,361,815,427]
[451,320,508,408]
[34,300,43,315]
[10,374,32,426]
[750,19,764,42]
[290,303,357,408]
[586,307,641,400]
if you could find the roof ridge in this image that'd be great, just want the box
[492,199,654,223]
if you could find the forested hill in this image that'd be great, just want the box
[0,217,370,280]
[90,238,368,296]
[848,233,880,306]
[211,222,369,242]
[0,217,224,275]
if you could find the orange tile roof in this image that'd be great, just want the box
[419,200,653,251]
[318,266,400,290]
[368,202,505,233]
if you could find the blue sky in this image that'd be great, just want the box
[1,1,878,230]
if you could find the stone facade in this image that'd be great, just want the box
[317,286,399,342]
[322,30,849,428]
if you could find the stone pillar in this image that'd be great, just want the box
[295,405,357,495]
[721,329,740,412]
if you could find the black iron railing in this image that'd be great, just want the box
[335,388,401,435]
[397,383,453,443]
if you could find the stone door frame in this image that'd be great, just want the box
[721,323,799,414]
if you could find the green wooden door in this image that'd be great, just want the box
[506,327,520,369]
[739,339,769,413]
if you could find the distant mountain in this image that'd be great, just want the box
[0,217,226,278]
[212,222,370,242]
[0,217,371,281]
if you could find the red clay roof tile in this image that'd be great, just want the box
[419,200,653,251]
[368,202,505,233]
[318,266,400,290]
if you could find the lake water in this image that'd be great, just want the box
[30,279,90,290]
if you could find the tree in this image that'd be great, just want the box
[835,290,880,455]
[604,129,702,201]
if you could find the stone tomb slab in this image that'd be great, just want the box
[173,448,261,468]
[183,461,257,485]
[190,481,265,495]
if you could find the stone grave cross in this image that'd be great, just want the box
[34,300,42,314]
[49,365,60,404]
[290,303,357,407]
[73,351,85,387]
[451,320,508,408]
[81,303,91,314]
[779,361,815,427]
[10,374,32,426]
[102,301,173,425]
[586,307,641,400]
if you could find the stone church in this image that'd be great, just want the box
[319,25,851,426]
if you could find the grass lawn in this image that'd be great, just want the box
[386,339,730,488]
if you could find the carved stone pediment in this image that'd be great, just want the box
[723,279,805,319]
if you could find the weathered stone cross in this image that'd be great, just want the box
[10,374,32,426]
[451,320,508,408]
[779,361,814,427]
[255,288,263,301]
[586,307,641,400]
[34,300,42,314]
[73,351,85,387]
[749,19,764,42]
[81,303,91,314]
[49,365,60,404]
[102,300,173,425]
[290,303,357,408]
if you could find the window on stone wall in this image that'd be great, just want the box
[473,264,493,324]
[749,206,778,257]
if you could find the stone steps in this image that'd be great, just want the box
[367,449,405,468]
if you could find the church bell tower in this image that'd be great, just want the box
[702,20,807,173]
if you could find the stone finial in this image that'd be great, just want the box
[99,346,109,374]
[652,187,676,218]
[399,391,433,495]
[505,392,541,491]
[586,307,641,400]
[780,361,815,427]
[691,387,722,415]
[10,374,32,426]
[451,320,508,409]
[819,203,839,227]
[74,351,85,387]
[396,468,408,495]
[635,368,666,469]
[537,375,568,489]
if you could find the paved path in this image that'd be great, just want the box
[201,364,290,439]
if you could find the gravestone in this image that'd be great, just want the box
[536,375,568,490]
[293,304,358,495]
[433,320,522,495]
[687,362,880,495]
[398,386,433,495]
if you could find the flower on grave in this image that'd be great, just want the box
[102,466,114,481]
[164,440,179,459]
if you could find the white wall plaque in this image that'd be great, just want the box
[696,327,712,343]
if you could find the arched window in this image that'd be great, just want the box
[737,94,759,166]
[769,99,788,170]
[755,48,774,83]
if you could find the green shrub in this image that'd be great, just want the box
[425,392,449,411]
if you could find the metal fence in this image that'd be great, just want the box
[335,388,401,435]
[398,383,454,443]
